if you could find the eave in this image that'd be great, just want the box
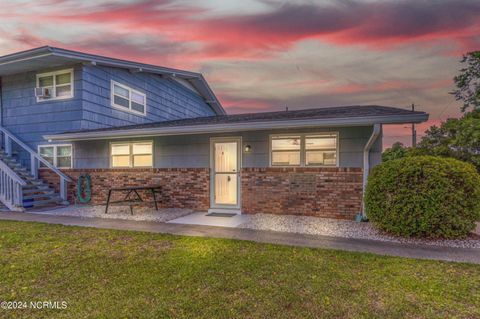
[44,113,428,142]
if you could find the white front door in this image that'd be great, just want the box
[211,138,241,210]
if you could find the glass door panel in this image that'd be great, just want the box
[212,140,239,207]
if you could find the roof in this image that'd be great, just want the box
[0,46,225,115]
[45,105,429,141]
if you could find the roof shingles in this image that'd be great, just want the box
[61,105,426,135]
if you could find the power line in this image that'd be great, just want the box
[437,101,456,120]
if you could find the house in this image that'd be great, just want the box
[0,46,428,218]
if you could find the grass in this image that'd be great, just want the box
[0,221,479,318]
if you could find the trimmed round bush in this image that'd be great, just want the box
[365,156,480,239]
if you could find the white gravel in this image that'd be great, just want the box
[31,205,193,223]
[239,214,480,249]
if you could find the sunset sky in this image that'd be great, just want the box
[1,0,479,146]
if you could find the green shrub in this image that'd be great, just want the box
[382,142,409,162]
[365,156,480,239]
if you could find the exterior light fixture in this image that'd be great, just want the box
[244,144,252,153]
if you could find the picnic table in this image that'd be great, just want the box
[105,185,162,215]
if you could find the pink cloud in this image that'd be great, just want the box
[1,0,471,146]
[329,79,453,95]
[10,0,479,61]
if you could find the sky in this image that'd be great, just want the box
[0,0,479,147]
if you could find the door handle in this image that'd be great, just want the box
[227,176,231,182]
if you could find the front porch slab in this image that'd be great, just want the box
[168,211,248,228]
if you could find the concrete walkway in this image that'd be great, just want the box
[0,212,479,264]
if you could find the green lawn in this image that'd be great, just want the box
[0,221,479,318]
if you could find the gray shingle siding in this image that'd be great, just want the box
[72,126,381,169]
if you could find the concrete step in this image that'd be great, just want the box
[24,180,48,187]
[0,149,65,211]
[17,174,37,181]
[2,161,22,168]
[22,186,53,194]
[0,202,9,212]
[23,191,56,200]
[23,197,61,208]
[13,167,28,173]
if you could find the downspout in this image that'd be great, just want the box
[361,124,381,219]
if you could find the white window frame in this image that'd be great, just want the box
[110,141,153,168]
[38,144,73,169]
[36,68,74,102]
[110,80,147,116]
[269,134,302,167]
[269,132,339,167]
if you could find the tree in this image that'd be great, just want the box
[417,109,480,170]
[452,51,480,112]
[382,111,480,170]
[383,51,480,169]
[382,142,409,162]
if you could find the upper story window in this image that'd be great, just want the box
[38,144,72,168]
[110,141,153,168]
[111,80,146,116]
[36,69,74,102]
[270,133,338,167]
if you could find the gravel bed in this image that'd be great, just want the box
[31,205,193,223]
[239,214,480,249]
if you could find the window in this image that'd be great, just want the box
[270,133,338,167]
[38,144,72,168]
[271,135,301,166]
[36,69,74,101]
[111,81,146,115]
[305,134,337,166]
[111,141,153,168]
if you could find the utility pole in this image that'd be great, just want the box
[411,103,417,147]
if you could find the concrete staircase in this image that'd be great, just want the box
[0,202,8,212]
[0,149,63,210]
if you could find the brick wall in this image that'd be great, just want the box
[39,168,210,211]
[39,167,363,219]
[241,167,363,219]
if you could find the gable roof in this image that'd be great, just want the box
[0,46,225,115]
[45,105,428,141]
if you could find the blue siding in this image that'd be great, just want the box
[79,65,215,130]
[2,65,83,146]
[0,63,216,166]
[1,65,83,166]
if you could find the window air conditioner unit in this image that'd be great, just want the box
[35,87,51,98]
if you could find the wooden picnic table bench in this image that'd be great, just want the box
[105,185,162,215]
